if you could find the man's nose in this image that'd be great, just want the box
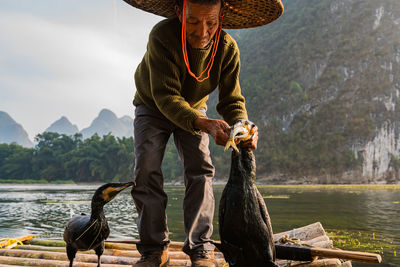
[196,22,208,38]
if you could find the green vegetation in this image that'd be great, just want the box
[0,179,49,184]
[0,132,231,183]
[0,179,75,184]
[390,154,400,172]
[0,132,134,183]
[328,230,398,259]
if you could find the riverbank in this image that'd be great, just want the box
[2,178,400,188]
[0,179,75,184]
[255,170,400,185]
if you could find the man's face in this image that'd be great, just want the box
[177,1,221,49]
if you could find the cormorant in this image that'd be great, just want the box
[63,182,134,267]
[216,120,277,267]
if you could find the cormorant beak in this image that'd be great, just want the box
[102,182,135,202]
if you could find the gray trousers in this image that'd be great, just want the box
[131,105,215,256]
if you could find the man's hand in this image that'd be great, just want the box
[239,124,258,150]
[194,117,230,146]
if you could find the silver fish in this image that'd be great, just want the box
[224,119,255,152]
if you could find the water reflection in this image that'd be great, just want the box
[0,184,399,266]
[0,185,137,239]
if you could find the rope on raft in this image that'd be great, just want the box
[0,235,34,249]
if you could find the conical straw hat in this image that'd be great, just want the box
[123,0,284,29]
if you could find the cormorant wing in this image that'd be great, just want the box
[64,215,91,244]
[256,190,273,232]
[218,190,227,232]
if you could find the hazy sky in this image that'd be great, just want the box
[0,0,162,140]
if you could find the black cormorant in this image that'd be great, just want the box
[216,120,277,267]
[63,182,134,267]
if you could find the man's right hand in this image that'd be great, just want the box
[194,117,230,146]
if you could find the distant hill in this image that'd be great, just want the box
[45,116,79,136]
[0,111,33,147]
[120,115,134,132]
[80,109,133,139]
[0,109,133,147]
[227,0,400,183]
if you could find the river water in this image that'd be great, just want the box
[0,184,399,266]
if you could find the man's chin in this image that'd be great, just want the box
[189,40,210,49]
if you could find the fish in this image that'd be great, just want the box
[215,146,277,266]
[224,119,256,152]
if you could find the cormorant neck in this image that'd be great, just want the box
[90,203,106,221]
[228,147,256,186]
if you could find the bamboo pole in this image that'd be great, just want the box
[0,249,137,265]
[30,222,327,251]
[4,222,353,267]
[292,258,342,267]
[28,239,65,247]
[16,245,194,260]
[14,245,65,253]
[0,255,224,267]
[105,242,137,250]
[276,245,381,264]
[0,248,225,262]
[310,247,381,263]
[107,238,185,250]
[28,239,172,252]
[28,239,146,252]
[0,256,124,267]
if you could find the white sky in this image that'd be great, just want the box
[0,0,162,140]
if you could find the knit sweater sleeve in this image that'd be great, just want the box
[217,39,248,126]
[146,30,205,134]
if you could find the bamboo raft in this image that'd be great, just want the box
[0,222,379,267]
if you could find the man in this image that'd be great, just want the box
[123,0,283,266]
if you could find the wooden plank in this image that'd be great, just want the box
[274,222,327,242]
[312,240,333,249]
[301,235,330,246]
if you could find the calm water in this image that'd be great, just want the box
[0,184,399,266]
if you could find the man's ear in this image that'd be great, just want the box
[175,5,182,22]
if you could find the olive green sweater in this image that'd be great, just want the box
[134,17,248,134]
